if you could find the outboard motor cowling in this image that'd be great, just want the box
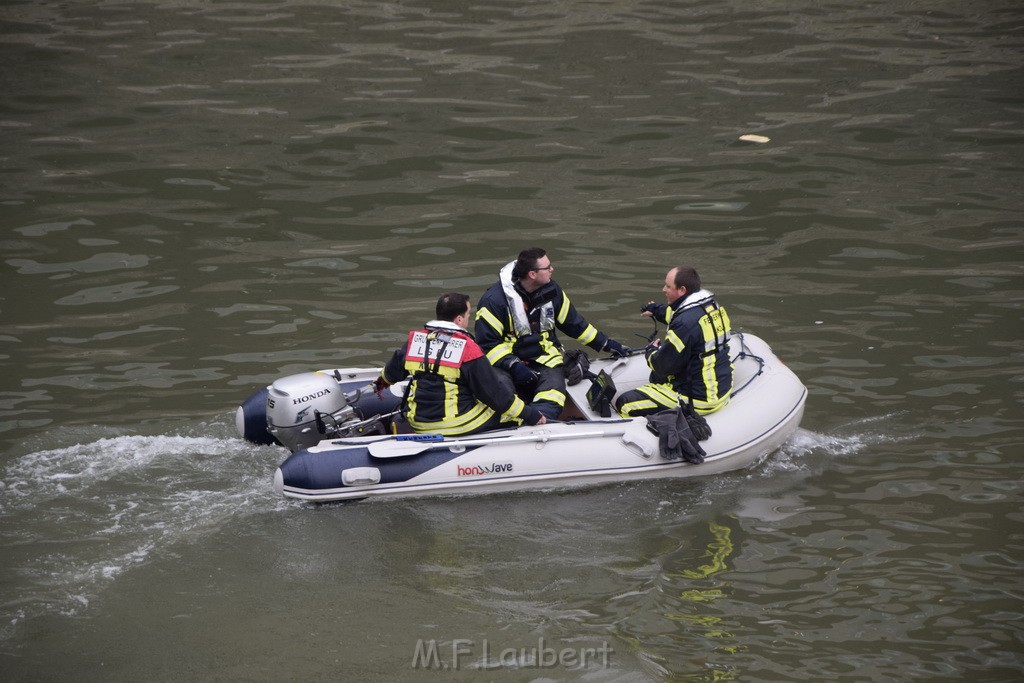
[266,372,352,453]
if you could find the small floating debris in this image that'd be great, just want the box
[738,134,770,144]
[674,201,749,212]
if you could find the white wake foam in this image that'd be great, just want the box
[0,430,286,638]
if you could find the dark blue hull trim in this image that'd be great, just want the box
[278,445,481,490]
[239,387,280,446]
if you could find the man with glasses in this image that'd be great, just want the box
[475,247,627,420]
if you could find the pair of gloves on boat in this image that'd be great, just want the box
[646,404,712,465]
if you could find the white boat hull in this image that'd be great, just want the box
[265,332,807,502]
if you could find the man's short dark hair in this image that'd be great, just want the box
[672,266,701,292]
[436,292,470,321]
[513,247,547,279]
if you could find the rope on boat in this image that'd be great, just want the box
[730,331,765,397]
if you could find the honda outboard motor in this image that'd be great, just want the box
[265,372,386,452]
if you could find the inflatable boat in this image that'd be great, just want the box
[236,332,806,502]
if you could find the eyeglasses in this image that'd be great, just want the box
[533,264,554,272]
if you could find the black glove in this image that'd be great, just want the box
[562,349,591,386]
[680,402,712,441]
[646,409,706,464]
[673,409,706,464]
[372,376,389,396]
[661,421,682,460]
[603,338,627,357]
[641,301,660,315]
[509,360,539,392]
[522,406,545,426]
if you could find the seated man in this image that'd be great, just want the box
[375,292,546,436]
[615,266,733,417]
[475,247,627,420]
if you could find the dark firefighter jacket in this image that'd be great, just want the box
[380,320,543,435]
[475,261,611,371]
[645,289,733,413]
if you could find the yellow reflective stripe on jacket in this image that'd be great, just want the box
[554,295,570,324]
[477,307,518,365]
[700,356,722,406]
[404,358,460,380]
[555,292,598,346]
[486,342,516,365]
[499,395,528,424]
[476,306,504,336]
[443,380,459,420]
[533,387,566,407]
[533,341,563,367]
[663,329,685,354]
[406,375,484,427]
[408,400,494,436]
[572,323,598,346]
[697,306,730,407]
[698,307,730,352]
[697,338,725,407]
